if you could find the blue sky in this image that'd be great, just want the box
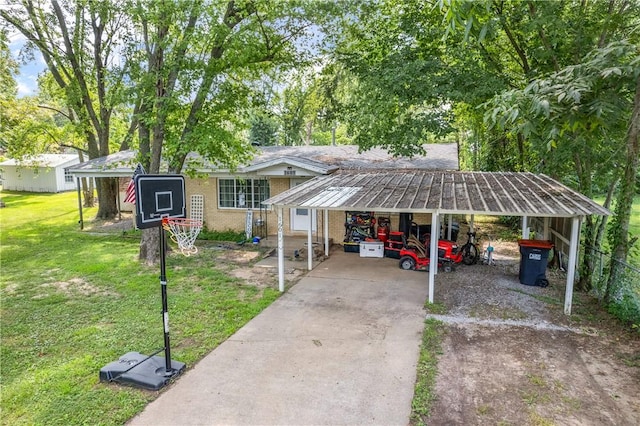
[9,32,46,97]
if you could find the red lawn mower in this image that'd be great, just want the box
[398,234,463,272]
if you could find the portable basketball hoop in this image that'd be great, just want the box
[162,217,202,256]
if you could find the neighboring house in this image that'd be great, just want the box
[69,144,459,243]
[0,154,80,193]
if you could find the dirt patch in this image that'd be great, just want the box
[228,266,306,289]
[214,249,262,264]
[83,213,135,233]
[36,277,117,298]
[428,324,639,425]
[424,220,640,425]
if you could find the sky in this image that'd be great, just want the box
[9,32,46,98]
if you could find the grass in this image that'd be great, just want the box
[410,318,446,425]
[0,191,279,426]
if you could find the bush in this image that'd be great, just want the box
[198,227,246,242]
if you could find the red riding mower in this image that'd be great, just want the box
[398,234,463,272]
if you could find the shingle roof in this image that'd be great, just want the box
[263,170,610,217]
[68,143,459,177]
[0,154,79,168]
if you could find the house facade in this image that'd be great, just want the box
[0,154,80,193]
[69,144,459,243]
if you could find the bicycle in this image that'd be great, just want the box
[459,231,480,265]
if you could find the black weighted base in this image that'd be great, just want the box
[99,351,185,391]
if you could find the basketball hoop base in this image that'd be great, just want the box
[99,351,185,391]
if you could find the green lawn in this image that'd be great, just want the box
[0,191,279,425]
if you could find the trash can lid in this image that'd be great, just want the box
[517,239,554,249]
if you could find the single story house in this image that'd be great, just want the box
[0,154,80,193]
[69,144,610,314]
[68,143,459,243]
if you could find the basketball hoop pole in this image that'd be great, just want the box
[159,224,173,374]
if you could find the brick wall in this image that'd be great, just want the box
[183,176,434,244]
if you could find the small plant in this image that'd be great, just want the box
[424,301,448,315]
[477,404,492,415]
[410,319,445,425]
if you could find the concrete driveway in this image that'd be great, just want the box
[129,251,429,425]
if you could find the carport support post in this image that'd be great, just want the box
[564,216,580,315]
[76,177,84,230]
[324,209,329,256]
[447,214,452,240]
[428,212,439,304]
[522,216,530,239]
[277,208,285,292]
[308,210,313,271]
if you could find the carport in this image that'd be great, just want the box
[263,170,610,315]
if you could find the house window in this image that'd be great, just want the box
[64,168,74,183]
[218,178,270,209]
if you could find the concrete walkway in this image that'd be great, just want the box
[129,251,430,426]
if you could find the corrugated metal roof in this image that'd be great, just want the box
[263,170,610,217]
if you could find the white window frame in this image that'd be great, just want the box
[64,168,74,183]
[218,178,269,209]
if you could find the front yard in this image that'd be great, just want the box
[0,191,280,425]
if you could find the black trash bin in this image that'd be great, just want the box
[518,240,554,287]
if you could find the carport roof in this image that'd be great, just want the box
[263,170,610,217]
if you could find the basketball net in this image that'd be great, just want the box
[162,217,203,256]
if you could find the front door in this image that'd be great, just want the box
[290,178,317,231]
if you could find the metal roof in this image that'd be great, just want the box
[68,150,140,177]
[263,170,610,217]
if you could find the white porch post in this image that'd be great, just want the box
[307,209,314,271]
[522,216,530,239]
[324,209,329,256]
[469,214,475,232]
[428,212,439,304]
[564,216,580,315]
[277,208,285,292]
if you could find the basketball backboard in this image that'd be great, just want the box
[134,174,186,229]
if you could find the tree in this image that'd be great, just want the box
[3,0,336,263]
[484,41,640,294]
[249,112,278,146]
[125,0,332,263]
[0,29,19,152]
[1,0,130,218]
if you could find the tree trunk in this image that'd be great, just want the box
[578,215,596,292]
[94,177,119,219]
[605,75,640,303]
[81,177,95,207]
[139,228,161,266]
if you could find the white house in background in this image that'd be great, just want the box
[0,154,81,193]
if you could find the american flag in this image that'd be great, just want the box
[123,163,145,204]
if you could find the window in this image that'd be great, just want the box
[218,178,270,209]
[64,168,74,183]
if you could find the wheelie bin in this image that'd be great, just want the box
[517,240,554,287]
